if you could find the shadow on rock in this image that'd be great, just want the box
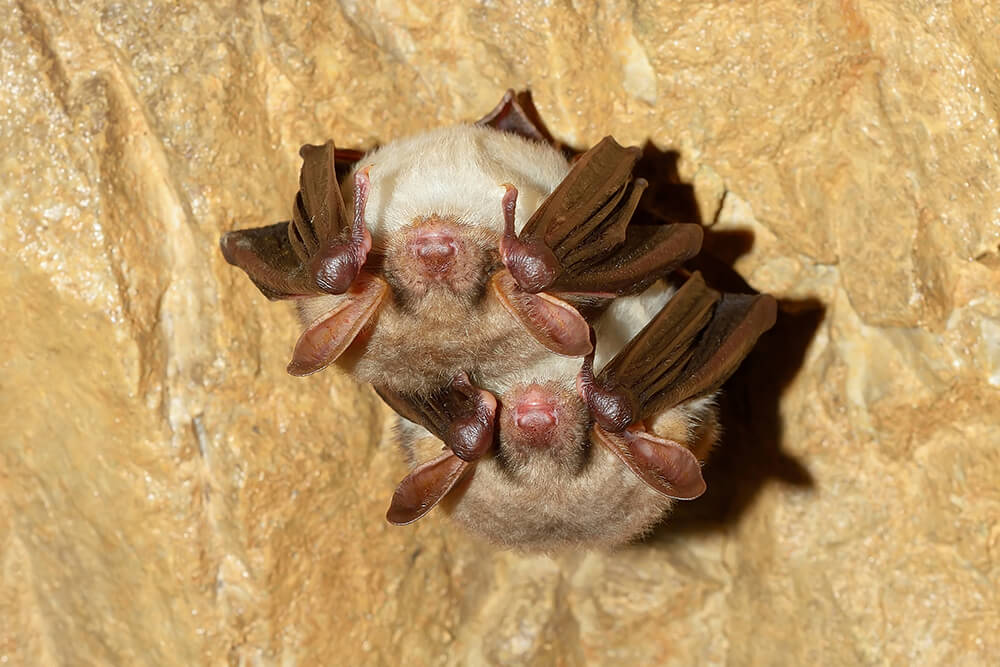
[626,144,821,543]
[651,296,821,542]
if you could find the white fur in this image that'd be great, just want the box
[482,280,677,397]
[344,125,570,244]
[592,280,675,370]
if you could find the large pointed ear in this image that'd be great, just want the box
[375,373,497,463]
[593,426,706,500]
[220,141,373,299]
[475,89,555,146]
[498,140,702,296]
[490,270,593,357]
[286,274,388,376]
[386,452,473,525]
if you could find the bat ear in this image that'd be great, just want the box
[446,373,498,462]
[593,426,706,500]
[490,270,593,358]
[286,274,388,376]
[386,452,473,525]
[475,89,555,145]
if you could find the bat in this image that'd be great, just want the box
[379,273,777,551]
[220,91,703,394]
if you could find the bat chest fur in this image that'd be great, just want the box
[351,292,549,395]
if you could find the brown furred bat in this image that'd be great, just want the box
[220,92,702,394]
[378,273,777,551]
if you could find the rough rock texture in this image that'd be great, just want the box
[2,1,998,665]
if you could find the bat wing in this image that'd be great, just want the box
[375,384,452,441]
[220,141,372,298]
[588,272,777,428]
[584,272,776,499]
[647,290,778,413]
[379,374,498,526]
[219,221,317,300]
[475,89,555,146]
[502,137,703,296]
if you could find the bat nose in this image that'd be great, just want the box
[513,385,558,431]
[409,231,458,270]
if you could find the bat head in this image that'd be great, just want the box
[350,125,569,306]
[495,376,590,474]
[436,395,719,552]
[383,214,498,304]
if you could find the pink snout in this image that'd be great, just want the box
[408,230,458,272]
[513,385,559,433]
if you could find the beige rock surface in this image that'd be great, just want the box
[2,0,998,664]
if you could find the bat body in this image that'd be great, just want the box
[395,281,719,551]
[295,125,572,394]
[382,272,776,551]
[221,92,702,396]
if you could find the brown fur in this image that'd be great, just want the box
[400,395,718,552]
[297,219,555,395]
[390,279,724,552]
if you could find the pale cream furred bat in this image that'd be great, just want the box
[378,273,777,551]
[220,92,702,395]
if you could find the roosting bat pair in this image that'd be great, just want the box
[221,91,776,551]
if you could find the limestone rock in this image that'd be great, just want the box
[2,0,998,664]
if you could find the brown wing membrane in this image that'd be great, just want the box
[645,291,778,413]
[585,273,774,500]
[553,222,703,296]
[501,137,702,296]
[583,272,777,431]
[581,272,720,432]
[386,452,473,525]
[475,89,554,145]
[375,385,451,441]
[220,141,371,299]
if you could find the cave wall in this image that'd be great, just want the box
[2,1,998,664]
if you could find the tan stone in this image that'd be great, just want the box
[2,0,998,664]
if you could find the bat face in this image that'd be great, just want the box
[394,282,720,551]
[432,397,718,551]
[293,125,575,394]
